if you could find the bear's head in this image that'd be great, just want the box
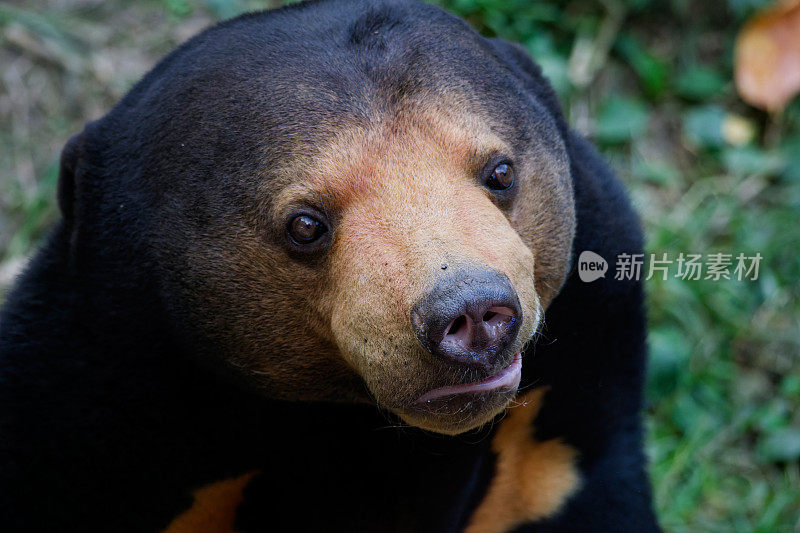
[59,0,575,435]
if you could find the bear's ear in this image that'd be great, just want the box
[58,132,84,225]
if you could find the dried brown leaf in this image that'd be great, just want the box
[735,0,800,112]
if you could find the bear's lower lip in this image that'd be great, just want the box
[414,352,522,404]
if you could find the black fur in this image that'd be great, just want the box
[0,1,659,531]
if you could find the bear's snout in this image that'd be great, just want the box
[410,268,522,374]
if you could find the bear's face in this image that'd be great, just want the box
[272,102,570,434]
[163,95,572,435]
[71,3,576,435]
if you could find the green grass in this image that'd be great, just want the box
[1,1,798,530]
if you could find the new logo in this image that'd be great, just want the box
[578,251,608,282]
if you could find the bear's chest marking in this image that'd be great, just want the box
[465,388,581,533]
[162,471,258,533]
[160,390,578,533]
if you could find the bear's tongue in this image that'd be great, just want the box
[414,352,522,404]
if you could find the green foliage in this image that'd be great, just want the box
[760,427,800,463]
[676,65,728,101]
[616,33,670,98]
[684,105,727,148]
[0,0,798,529]
[2,162,59,259]
[595,95,649,144]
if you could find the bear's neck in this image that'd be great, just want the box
[1,224,493,531]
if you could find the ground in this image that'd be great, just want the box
[0,0,798,530]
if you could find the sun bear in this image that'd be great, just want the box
[0,1,659,531]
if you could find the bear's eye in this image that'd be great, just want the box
[288,214,327,245]
[485,162,514,191]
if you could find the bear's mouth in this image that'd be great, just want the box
[415,351,522,404]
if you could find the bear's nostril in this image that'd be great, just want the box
[446,315,468,337]
[484,307,515,328]
[442,315,472,351]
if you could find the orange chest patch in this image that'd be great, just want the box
[162,471,258,533]
[465,388,581,533]
[160,390,576,533]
